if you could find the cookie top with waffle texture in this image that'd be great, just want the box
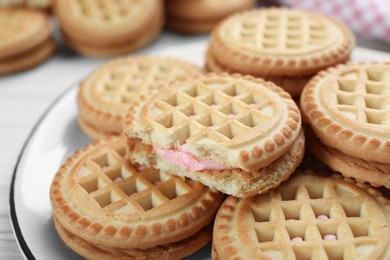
[79,56,201,120]
[54,0,162,44]
[50,136,223,249]
[213,172,390,260]
[209,7,355,77]
[124,73,301,172]
[300,62,390,163]
[77,56,201,138]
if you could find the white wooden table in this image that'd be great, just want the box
[1,27,389,259]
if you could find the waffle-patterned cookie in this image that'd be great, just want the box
[54,0,163,56]
[166,0,255,34]
[209,7,354,77]
[54,217,213,260]
[78,56,202,139]
[124,73,302,172]
[213,172,390,260]
[301,62,390,164]
[0,8,54,74]
[50,136,223,251]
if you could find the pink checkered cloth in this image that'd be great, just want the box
[279,0,390,42]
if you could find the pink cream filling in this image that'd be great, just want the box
[157,144,233,171]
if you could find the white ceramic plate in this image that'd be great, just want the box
[10,40,390,260]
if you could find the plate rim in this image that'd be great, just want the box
[8,46,390,260]
[9,81,79,260]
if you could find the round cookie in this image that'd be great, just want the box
[123,73,304,197]
[213,172,390,259]
[300,62,390,164]
[0,8,54,75]
[166,0,256,34]
[50,136,224,251]
[77,56,202,139]
[208,7,355,77]
[54,0,164,57]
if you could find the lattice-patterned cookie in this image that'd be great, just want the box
[0,8,55,75]
[124,73,304,197]
[301,62,390,164]
[124,73,302,172]
[50,136,223,251]
[208,7,354,77]
[78,56,202,139]
[166,0,255,34]
[213,172,390,260]
[54,0,163,56]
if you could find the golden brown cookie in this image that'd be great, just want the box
[54,217,212,260]
[300,62,390,163]
[213,172,390,259]
[77,56,202,139]
[205,47,312,98]
[123,73,304,197]
[0,8,54,75]
[54,0,164,57]
[50,136,223,253]
[305,125,390,189]
[208,7,354,77]
[166,0,255,34]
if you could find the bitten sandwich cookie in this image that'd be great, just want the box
[0,8,55,75]
[124,73,304,197]
[206,7,355,97]
[54,0,164,57]
[77,56,202,139]
[165,0,255,34]
[50,136,224,259]
[213,172,390,259]
[301,62,390,188]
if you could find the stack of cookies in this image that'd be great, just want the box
[165,0,256,34]
[77,56,202,139]
[123,73,305,197]
[54,0,164,57]
[206,8,355,98]
[0,8,55,75]
[50,136,224,259]
[301,62,390,188]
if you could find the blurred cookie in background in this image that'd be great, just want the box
[77,56,202,139]
[0,0,52,10]
[165,0,256,34]
[0,8,55,75]
[54,0,164,57]
[206,7,355,98]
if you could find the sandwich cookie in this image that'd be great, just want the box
[0,0,52,10]
[206,7,355,97]
[50,136,224,259]
[77,56,202,139]
[0,8,55,75]
[301,62,390,187]
[165,0,255,34]
[54,0,164,57]
[213,172,390,259]
[124,73,304,197]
